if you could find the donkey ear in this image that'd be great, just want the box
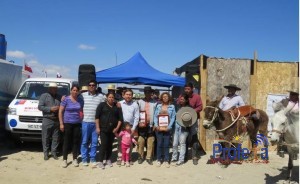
[206,96,211,104]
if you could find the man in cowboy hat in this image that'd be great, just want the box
[285,88,299,115]
[38,82,61,161]
[136,86,157,165]
[219,84,245,111]
[107,84,117,93]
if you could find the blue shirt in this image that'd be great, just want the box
[153,104,176,130]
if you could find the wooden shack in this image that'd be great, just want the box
[177,54,299,151]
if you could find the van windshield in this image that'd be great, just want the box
[16,81,70,100]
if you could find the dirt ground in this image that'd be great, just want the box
[0,141,299,184]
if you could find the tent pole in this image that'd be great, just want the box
[199,55,207,151]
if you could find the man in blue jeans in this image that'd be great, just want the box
[80,80,105,166]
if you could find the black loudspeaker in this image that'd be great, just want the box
[78,64,96,87]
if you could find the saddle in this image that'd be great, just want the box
[228,105,257,120]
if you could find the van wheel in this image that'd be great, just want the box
[5,133,22,149]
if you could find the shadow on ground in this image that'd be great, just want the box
[265,166,299,184]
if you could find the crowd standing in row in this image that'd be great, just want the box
[39,80,208,169]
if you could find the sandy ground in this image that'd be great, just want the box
[0,141,299,184]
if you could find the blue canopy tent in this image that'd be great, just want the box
[96,52,185,87]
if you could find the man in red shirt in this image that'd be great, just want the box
[177,83,206,165]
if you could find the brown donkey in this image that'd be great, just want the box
[203,100,269,160]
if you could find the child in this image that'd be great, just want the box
[115,122,137,167]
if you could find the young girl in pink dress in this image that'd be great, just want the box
[116,122,137,167]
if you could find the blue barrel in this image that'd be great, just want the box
[0,34,7,60]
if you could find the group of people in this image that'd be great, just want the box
[38,80,208,169]
[39,80,297,169]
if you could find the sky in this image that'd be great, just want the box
[1,0,299,80]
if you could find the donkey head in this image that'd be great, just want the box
[272,98,289,113]
[270,109,288,144]
[203,100,224,129]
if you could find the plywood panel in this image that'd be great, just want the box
[255,62,299,111]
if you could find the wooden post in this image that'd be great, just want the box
[250,51,257,106]
[248,51,258,149]
[199,55,207,151]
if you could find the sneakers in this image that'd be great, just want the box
[106,160,113,167]
[176,161,184,166]
[91,161,97,167]
[171,159,177,165]
[61,160,67,168]
[98,162,105,169]
[121,161,125,166]
[73,159,79,167]
[82,161,89,166]
[146,159,153,165]
[156,161,161,167]
[126,162,130,167]
[44,154,49,161]
[164,162,170,168]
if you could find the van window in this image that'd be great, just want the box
[17,81,70,100]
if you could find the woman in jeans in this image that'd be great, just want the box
[59,85,83,168]
[171,94,190,166]
[153,92,176,168]
[95,92,123,169]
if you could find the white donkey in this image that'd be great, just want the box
[270,99,299,182]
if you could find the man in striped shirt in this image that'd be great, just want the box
[80,80,105,166]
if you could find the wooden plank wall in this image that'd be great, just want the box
[255,61,299,111]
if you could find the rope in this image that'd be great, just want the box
[215,109,241,132]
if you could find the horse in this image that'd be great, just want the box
[203,100,269,161]
[270,100,299,182]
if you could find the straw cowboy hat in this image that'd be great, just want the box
[107,84,117,90]
[176,107,197,127]
[81,86,88,91]
[48,82,58,88]
[224,84,241,91]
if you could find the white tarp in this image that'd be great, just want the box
[0,59,22,96]
[266,93,288,131]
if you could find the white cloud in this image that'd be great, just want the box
[7,50,28,59]
[78,44,96,50]
[7,49,76,79]
[28,60,74,79]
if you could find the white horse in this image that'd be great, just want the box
[270,100,299,182]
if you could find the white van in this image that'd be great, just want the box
[5,78,77,142]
